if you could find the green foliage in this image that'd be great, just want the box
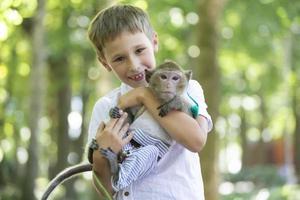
[221,185,300,200]
[1,0,300,199]
[224,165,285,187]
[221,165,300,200]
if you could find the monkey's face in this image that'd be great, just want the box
[150,70,187,101]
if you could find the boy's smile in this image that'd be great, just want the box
[129,73,144,81]
[100,31,158,88]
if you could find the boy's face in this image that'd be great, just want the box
[100,31,158,88]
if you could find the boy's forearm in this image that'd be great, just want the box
[140,88,207,152]
[92,151,114,196]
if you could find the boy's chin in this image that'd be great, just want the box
[127,80,148,88]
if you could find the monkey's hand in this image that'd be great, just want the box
[158,96,186,117]
[170,97,184,111]
[158,104,171,117]
[109,107,123,119]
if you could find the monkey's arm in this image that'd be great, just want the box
[92,114,133,197]
[118,87,208,152]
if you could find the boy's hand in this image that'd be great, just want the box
[118,87,152,109]
[95,112,133,153]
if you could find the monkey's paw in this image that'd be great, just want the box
[109,107,123,118]
[158,108,167,117]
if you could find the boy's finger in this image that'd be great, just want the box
[118,123,129,137]
[96,122,105,133]
[112,112,128,132]
[105,118,119,130]
[122,131,134,145]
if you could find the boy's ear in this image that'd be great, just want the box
[97,56,112,72]
[152,32,159,52]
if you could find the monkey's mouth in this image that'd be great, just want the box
[160,91,176,99]
[160,91,174,94]
[129,73,144,81]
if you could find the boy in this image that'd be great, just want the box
[87,4,213,200]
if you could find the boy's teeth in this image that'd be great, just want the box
[132,73,143,80]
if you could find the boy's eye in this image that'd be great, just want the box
[113,57,124,62]
[136,48,146,54]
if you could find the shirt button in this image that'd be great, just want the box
[124,191,130,196]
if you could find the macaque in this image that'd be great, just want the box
[146,60,193,117]
[41,60,197,199]
[110,60,196,146]
[102,60,197,191]
[110,60,194,119]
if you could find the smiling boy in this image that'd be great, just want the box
[87,4,212,200]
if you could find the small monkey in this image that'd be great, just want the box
[110,60,194,119]
[41,60,197,199]
[146,60,193,117]
[106,60,197,191]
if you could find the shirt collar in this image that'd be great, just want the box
[120,83,134,95]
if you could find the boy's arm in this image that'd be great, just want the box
[92,153,113,195]
[118,87,208,152]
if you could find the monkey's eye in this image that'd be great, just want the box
[160,74,167,80]
[172,76,180,81]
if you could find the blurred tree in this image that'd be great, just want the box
[21,0,47,199]
[45,1,114,199]
[240,105,248,166]
[291,29,300,183]
[196,0,225,200]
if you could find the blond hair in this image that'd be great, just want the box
[88,4,154,59]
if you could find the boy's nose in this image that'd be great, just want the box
[129,64,139,71]
[128,57,140,71]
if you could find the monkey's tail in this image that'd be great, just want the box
[41,163,92,200]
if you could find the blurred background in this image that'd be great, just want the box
[0,0,299,199]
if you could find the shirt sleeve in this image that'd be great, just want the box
[186,80,213,132]
[87,97,112,145]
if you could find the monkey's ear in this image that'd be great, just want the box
[185,70,192,80]
[145,69,154,83]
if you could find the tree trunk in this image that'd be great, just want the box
[256,94,268,165]
[240,107,248,167]
[56,61,72,174]
[48,56,73,199]
[281,33,297,184]
[67,56,91,200]
[48,57,72,172]
[21,0,46,199]
[196,0,224,200]
[291,31,300,183]
[293,84,300,183]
